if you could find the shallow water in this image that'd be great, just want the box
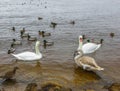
[0,0,120,90]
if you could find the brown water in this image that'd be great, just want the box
[0,0,120,91]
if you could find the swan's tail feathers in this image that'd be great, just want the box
[11,54,20,59]
[97,67,104,71]
[96,44,101,50]
[11,54,17,57]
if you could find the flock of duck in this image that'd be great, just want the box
[8,28,54,54]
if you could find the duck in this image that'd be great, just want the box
[21,33,29,38]
[50,22,57,28]
[38,31,42,35]
[43,40,54,46]
[38,17,43,20]
[12,41,42,61]
[82,35,86,40]
[20,28,25,33]
[12,39,22,45]
[20,31,29,38]
[0,67,19,80]
[41,31,51,37]
[8,48,15,54]
[12,27,15,31]
[70,20,75,25]
[89,38,104,44]
[78,35,101,54]
[27,34,37,41]
[74,50,104,71]
[43,40,54,49]
[110,32,115,38]
[8,43,16,54]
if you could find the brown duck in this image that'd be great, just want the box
[110,32,115,38]
[0,67,19,80]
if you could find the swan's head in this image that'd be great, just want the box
[36,41,40,46]
[79,35,83,42]
[77,50,83,56]
[74,50,83,57]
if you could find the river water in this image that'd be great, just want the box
[0,0,120,91]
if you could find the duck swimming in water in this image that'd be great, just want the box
[70,20,75,25]
[43,40,54,49]
[110,32,115,38]
[12,27,15,31]
[20,30,29,38]
[41,31,51,37]
[50,22,57,28]
[38,17,43,20]
[8,47,15,54]
[27,34,37,41]
[12,39,22,45]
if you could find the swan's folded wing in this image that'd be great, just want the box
[82,43,101,54]
[12,52,41,61]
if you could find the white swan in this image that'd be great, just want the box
[74,50,104,71]
[78,35,101,54]
[12,41,42,61]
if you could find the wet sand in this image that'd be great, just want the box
[0,0,120,91]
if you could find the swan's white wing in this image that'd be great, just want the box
[12,52,42,61]
[82,43,101,54]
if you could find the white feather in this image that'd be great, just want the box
[82,43,101,54]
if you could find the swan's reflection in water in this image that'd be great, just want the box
[73,67,101,86]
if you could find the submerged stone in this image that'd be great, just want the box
[104,83,120,91]
[39,82,72,91]
[24,83,37,91]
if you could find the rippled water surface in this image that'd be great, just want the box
[0,0,120,91]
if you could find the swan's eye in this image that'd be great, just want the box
[77,52,79,55]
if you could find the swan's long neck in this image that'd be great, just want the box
[35,44,40,55]
[78,38,83,50]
